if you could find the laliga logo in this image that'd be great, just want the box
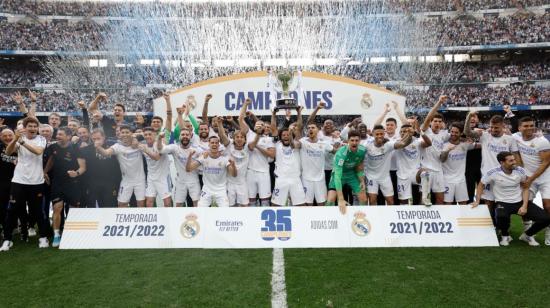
[180,214,200,239]
[360,93,373,109]
[351,212,371,236]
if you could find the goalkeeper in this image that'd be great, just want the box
[327,130,368,214]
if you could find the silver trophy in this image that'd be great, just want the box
[185,95,197,111]
[273,70,299,112]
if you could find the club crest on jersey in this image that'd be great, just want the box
[351,211,371,237]
[180,214,200,239]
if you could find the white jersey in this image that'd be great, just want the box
[365,141,396,180]
[275,142,301,178]
[318,131,341,171]
[442,142,474,184]
[12,135,46,185]
[196,154,230,193]
[160,143,202,184]
[481,166,527,203]
[513,133,550,183]
[144,143,170,181]
[421,129,450,172]
[480,131,518,175]
[394,138,422,179]
[299,137,333,181]
[246,131,275,173]
[224,143,249,184]
[111,143,146,184]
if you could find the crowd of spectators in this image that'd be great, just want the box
[1,0,548,17]
[0,91,151,113]
[1,13,548,51]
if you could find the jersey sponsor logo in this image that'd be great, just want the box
[180,214,200,239]
[351,211,371,237]
[260,209,292,241]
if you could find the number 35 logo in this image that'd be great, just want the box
[261,209,292,241]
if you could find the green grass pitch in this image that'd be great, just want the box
[1,216,549,307]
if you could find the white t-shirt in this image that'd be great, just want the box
[365,141,396,180]
[224,143,249,184]
[299,137,333,181]
[196,154,230,193]
[275,142,301,178]
[318,131,341,171]
[111,143,146,184]
[481,166,527,203]
[394,138,422,179]
[386,133,400,171]
[421,128,450,172]
[513,133,550,183]
[480,131,518,175]
[12,135,46,185]
[144,143,170,181]
[161,143,202,184]
[441,142,475,184]
[246,131,275,173]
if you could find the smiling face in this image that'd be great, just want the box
[519,120,535,139]
[1,129,14,145]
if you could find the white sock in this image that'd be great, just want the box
[54,230,60,237]
[260,199,270,207]
[420,171,430,201]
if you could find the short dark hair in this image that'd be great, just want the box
[497,151,513,163]
[401,124,412,129]
[490,115,504,124]
[450,122,463,131]
[432,113,443,120]
[348,130,361,139]
[22,117,40,128]
[152,116,163,123]
[373,124,385,131]
[91,128,105,136]
[208,135,219,141]
[118,125,132,132]
[57,127,72,137]
[114,103,125,112]
[48,113,60,119]
[143,127,155,133]
[519,116,535,124]
[386,118,397,124]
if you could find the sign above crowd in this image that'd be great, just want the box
[153,71,406,125]
[60,206,498,249]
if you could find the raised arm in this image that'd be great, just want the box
[295,106,303,138]
[201,94,212,126]
[12,92,28,115]
[391,101,408,125]
[464,112,481,139]
[186,150,201,172]
[421,95,447,132]
[393,131,413,149]
[439,143,457,162]
[94,142,114,157]
[28,90,37,119]
[373,103,391,127]
[239,98,251,134]
[271,108,279,137]
[217,117,230,147]
[67,158,87,178]
[164,93,173,133]
[139,143,160,161]
[78,101,90,127]
[88,92,107,113]
[306,101,325,125]
[227,158,237,177]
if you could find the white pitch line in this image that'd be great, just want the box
[271,248,288,308]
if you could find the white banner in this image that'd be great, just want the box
[153,71,406,127]
[60,206,498,249]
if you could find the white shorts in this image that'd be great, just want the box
[366,177,394,197]
[145,176,172,199]
[443,181,469,203]
[397,173,419,201]
[198,190,229,208]
[247,169,272,199]
[228,181,249,206]
[424,169,445,193]
[271,177,306,206]
[118,181,146,203]
[302,178,327,204]
[174,180,201,204]
[529,180,550,200]
[481,183,495,201]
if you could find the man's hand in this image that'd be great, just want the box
[317,101,326,109]
[44,174,50,185]
[131,138,140,149]
[12,92,24,104]
[176,107,184,115]
[383,102,391,114]
[521,179,533,190]
[67,170,79,178]
[391,100,398,110]
[188,149,196,157]
[470,201,479,208]
[518,205,528,216]
[14,128,22,141]
[437,95,448,105]
[0,117,4,126]
[446,143,457,152]
[338,198,347,215]
[503,105,511,114]
[96,92,107,101]
[229,158,236,166]
[360,181,366,192]
[94,140,103,149]
[138,143,147,151]
[205,94,213,103]
[202,151,209,159]
[164,93,171,102]
[244,98,252,106]
[77,101,86,109]
[28,89,37,102]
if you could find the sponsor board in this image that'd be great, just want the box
[61,205,498,249]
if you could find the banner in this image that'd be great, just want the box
[60,206,498,249]
[153,71,406,127]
